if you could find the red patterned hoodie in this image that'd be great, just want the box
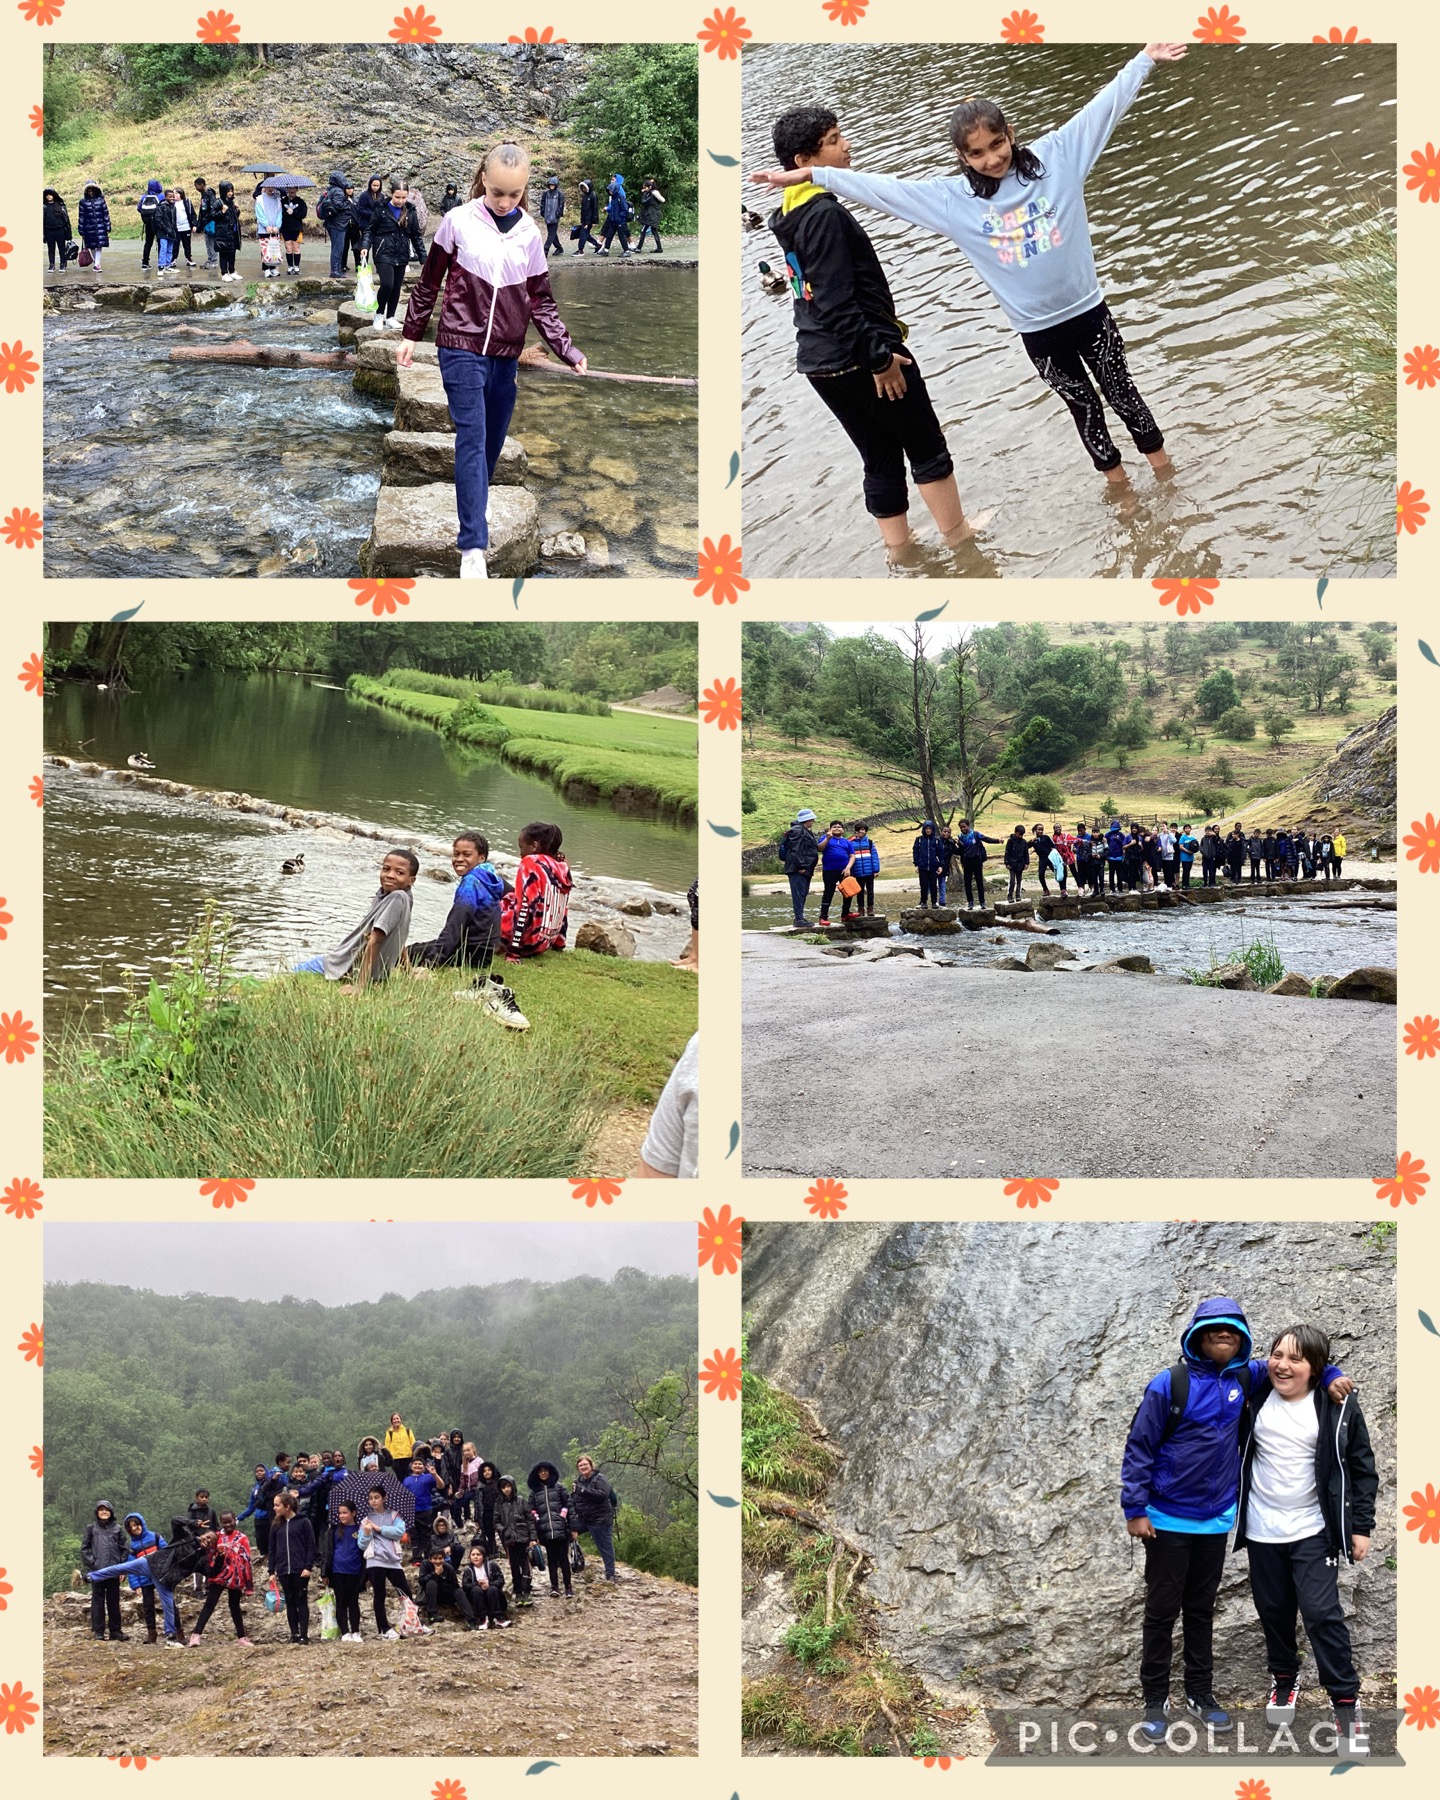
[402,197,581,364]
[206,1526,254,1593]
[501,852,573,957]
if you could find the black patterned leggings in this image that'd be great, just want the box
[1020,301,1164,472]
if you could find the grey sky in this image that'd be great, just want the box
[45,1223,695,1304]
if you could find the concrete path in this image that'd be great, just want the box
[741,938,1396,1178]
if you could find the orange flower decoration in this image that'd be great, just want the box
[0,1570,12,1610]
[28,1446,42,1477]
[695,534,750,605]
[1405,1015,1440,1059]
[1406,346,1440,390]
[1235,1784,1270,1800]
[1404,814,1440,874]
[1,343,38,396]
[914,1757,954,1769]
[1404,1482,1440,1544]
[570,1178,623,1208]
[29,105,43,136]
[196,8,240,40]
[1404,1684,1440,1729]
[821,0,868,23]
[1194,6,1245,41]
[1153,576,1218,615]
[391,6,442,41]
[1374,1151,1428,1208]
[0,898,11,940]
[17,1323,42,1366]
[508,26,565,42]
[200,1178,255,1209]
[1313,26,1369,42]
[699,1204,743,1274]
[699,1346,742,1400]
[804,1177,849,1219]
[2,1178,43,1220]
[698,8,751,60]
[1000,9,1044,43]
[18,652,42,693]
[700,677,741,729]
[17,1,66,25]
[1005,1177,1058,1210]
[29,776,42,807]
[0,231,13,271]
[349,577,414,615]
[1,1013,37,1065]
[0,1681,36,1735]
[432,1783,467,1800]
[3,508,42,550]
[109,1756,159,1769]
[1404,145,1440,205]
[1398,481,1430,535]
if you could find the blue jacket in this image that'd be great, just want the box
[957,829,998,864]
[848,835,880,878]
[325,1520,366,1577]
[820,833,854,874]
[120,1513,163,1589]
[1120,1297,1343,1524]
[1177,832,1199,864]
[403,1469,442,1512]
[912,824,945,872]
[238,1469,281,1522]
[1106,826,1125,861]
[78,190,111,249]
[457,863,506,910]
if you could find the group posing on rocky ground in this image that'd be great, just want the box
[776,811,1350,927]
[1121,1299,1377,1756]
[80,1421,623,1650]
[748,44,1190,566]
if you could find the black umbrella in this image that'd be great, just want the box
[240,162,288,175]
[329,1466,414,1527]
[266,174,315,189]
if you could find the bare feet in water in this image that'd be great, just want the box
[1146,449,1176,481]
[941,508,999,549]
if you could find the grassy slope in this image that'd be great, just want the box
[44,953,694,1180]
[350,677,699,819]
[744,623,1396,870]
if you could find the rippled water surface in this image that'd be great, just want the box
[43,264,697,578]
[742,42,1396,579]
[45,673,697,1028]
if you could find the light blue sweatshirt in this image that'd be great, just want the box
[809,50,1156,335]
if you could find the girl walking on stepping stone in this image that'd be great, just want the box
[397,143,590,580]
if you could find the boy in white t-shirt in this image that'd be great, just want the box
[1234,1323,1378,1757]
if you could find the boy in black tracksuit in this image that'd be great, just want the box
[493,1475,536,1601]
[82,1500,131,1640]
[765,105,979,563]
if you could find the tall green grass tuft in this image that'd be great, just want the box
[372,667,611,716]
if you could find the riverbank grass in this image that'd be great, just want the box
[45,952,694,1179]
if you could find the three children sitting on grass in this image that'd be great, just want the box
[292,822,574,1034]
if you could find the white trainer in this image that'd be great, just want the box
[483,981,530,1032]
[459,547,489,580]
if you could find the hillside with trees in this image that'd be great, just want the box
[742,619,1397,865]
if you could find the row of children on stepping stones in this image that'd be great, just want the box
[776,813,1352,928]
[78,1442,620,1647]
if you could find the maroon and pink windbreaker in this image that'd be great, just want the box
[402,198,580,364]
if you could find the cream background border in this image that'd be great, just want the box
[0,0,1434,1787]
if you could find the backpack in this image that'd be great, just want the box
[569,1540,585,1573]
[1136,1360,1253,1445]
[138,193,160,219]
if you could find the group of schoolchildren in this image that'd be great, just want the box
[776,810,1351,928]
[537,172,668,259]
[1122,1298,1377,1755]
[80,1419,621,1651]
[289,823,573,1033]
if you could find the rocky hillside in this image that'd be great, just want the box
[744,1221,1396,1714]
[44,1558,696,1757]
[47,41,597,220]
[1216,706,1397,849]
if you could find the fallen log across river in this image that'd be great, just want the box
[167,341,699,386]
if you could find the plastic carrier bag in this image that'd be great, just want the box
[396,1596,428,1638]
[318,1590,339,1641]
[353,262,379,314]
[263,1574,281,1614]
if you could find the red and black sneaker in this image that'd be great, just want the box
[1266,1674,1300,1725]
[1331,1699,1368,1759]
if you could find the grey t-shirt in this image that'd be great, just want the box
[640,1031,699,1178]
[320,886,413,982]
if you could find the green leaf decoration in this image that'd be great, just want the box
[707,150,740,167]
[708,820,740,837]
[727,1120,740,1159]
[915,601,949,623]
[707,1490,741,1508]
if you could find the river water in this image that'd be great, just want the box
[42,264,697,579]
[742,890,1395,978]
[742,41,1396,579]
[44,673,697,1030]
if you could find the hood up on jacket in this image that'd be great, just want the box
[122,1511,155,1544]
[920,820,935,834]
[328,170,346,187]
[83,183,104,200]
[94,1498,118,1521]
[1180,1296,1253,1370]
[145,178,163,196]
[497,1476,517,1498]
[527,1460,560,1489]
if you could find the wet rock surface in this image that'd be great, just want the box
[743,1220,1396,1711]
[361,482,538,579]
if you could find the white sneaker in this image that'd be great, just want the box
[381,1628,398,1640]
[459,548,488,580]
[483,981,530,1031]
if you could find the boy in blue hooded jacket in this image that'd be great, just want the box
[1121,1297,1350,1740]
[912,821,945,907]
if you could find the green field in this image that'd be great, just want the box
[350,674,698,821]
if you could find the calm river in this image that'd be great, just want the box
[742,41,1396,579]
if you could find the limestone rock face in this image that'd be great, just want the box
[360,482,538,579]
[1327,966,1397,1005]
[744,1220,1397,1708]
[574,919,637,958]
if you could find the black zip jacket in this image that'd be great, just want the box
[579,186,599,228]
[280,195,308,234]
[44,196,72,242]
[527,1469,571,1540]
[267,1513,317,1576]
[768,192,905,377]
[779,825,820,875]
[571,1470,617,1531]
[211,196,241,251]
[363,201,426,269]
[492,1490,533,1547]
[1234,1382,1378,1563]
